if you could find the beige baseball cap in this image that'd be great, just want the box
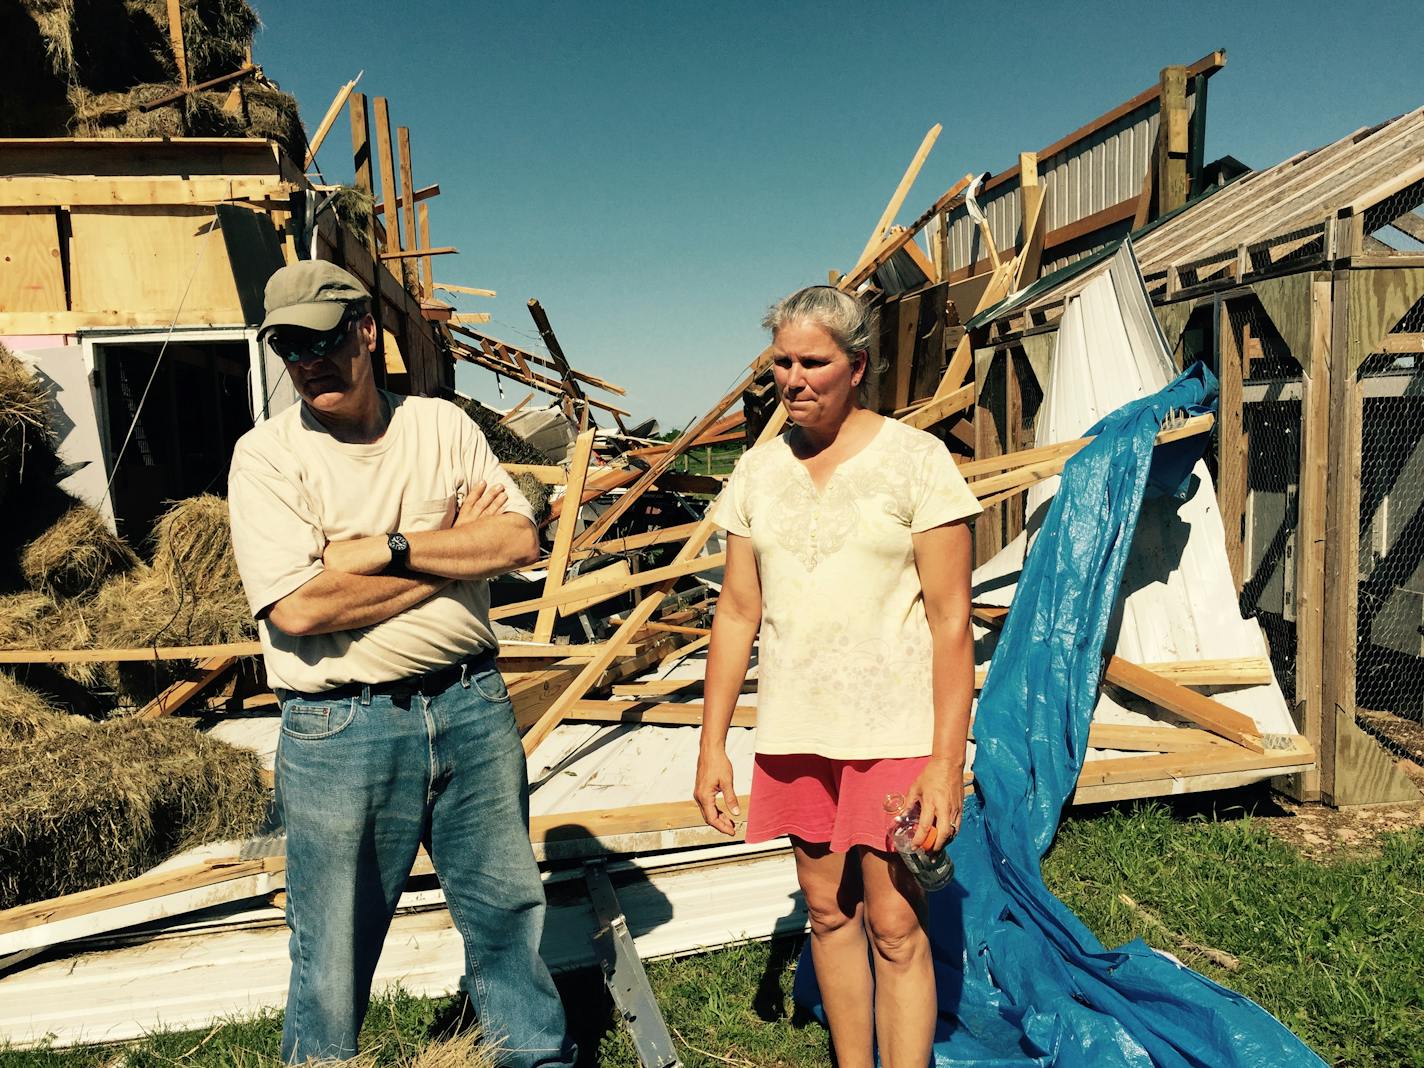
[258,260,370,337]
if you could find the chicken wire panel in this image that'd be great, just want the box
[1355,291,1424,719]
[1233,297,1307,706]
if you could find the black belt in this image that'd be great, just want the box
[276,650,497,705]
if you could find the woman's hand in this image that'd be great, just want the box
[693,747,741,836]
[904,756,963,852]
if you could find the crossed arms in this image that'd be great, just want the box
[265,481,538,637]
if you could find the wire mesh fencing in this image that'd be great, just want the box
[1354,290,1424,724]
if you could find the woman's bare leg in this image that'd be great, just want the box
[861,848,935,1068]
[793,839,872,1068]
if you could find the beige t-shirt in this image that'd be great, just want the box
[713,417,981,758]
[227,392,534,693]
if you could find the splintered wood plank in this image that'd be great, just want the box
[0,208,65,312]
[566,700,757,728]
[136,655,237,719]
[1103,656,1266,752]
[854,124,942,272]
[396,126,419,289]
[534,428,596,642]
[304,72,362,170]
[556,559,632,618]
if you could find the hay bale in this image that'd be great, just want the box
[243,82,306,165]
[82,496,252,706]
[67,82,245,139]
[0,714,268,909]
[451,395,554,520]
[21,504,139,600]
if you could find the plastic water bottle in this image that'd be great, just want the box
[884,793,954,892]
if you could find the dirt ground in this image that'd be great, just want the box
[1258,709,1424,861]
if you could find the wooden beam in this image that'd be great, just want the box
[1218,300,1247,590]
[854,124,942,273]
[566,699,755,728]
[0,642,263,665]
[373,183,441,217]
[1016,151,1046,286]
[1157,66,1190,215]
[396,126,420,291]
[1103,656,1265,752]
[493,553,726,620]
[418,201,434,295]
[0,175,294,208]
[448,312,491,325]
[535,429,596,642]
[529,795,751,846]
[434,282,495,297]
[372,97,401,257]
[304,72,362,169]
[379,246,456,260]
[135,655,237,719]
[348,92,374,212]
[899,382,975,431]
[503,463,567,485]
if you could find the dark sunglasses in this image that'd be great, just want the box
[268,310,361,363]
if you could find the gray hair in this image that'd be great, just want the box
[762,286,876,356]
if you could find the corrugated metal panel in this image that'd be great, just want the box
[946,95,1194,276]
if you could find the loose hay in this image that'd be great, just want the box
[242,82,306,165]
[0,346,56,507]
[85,496,253,707]
[0,671,70,744]
[21,503,140,600]
[19,0,77,82]
[0,712,269,910]
[124,0,259,84]
[67,82,245,139]
[329,184,374,236]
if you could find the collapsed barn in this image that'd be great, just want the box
[0,14,1421,1053]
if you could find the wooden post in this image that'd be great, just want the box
[417,202,434,296]
[1320,269,1421,805]
[166,0,188,88]
[348,92,385,387]
[1016,152,1046,287]
[973,350,1005,566]
[1217,299,1247,591]
[534,430,596,643]
[936,209,950,284]
[1157,66,1189,215]
[1003,348,1025,545]
[372,98,401,258]
[396,126,419,294]
[894,293,921,413]
[1281,274,1332,801]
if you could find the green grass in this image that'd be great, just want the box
[6,804,1423,1067]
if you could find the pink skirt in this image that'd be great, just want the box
[745,752,930,853]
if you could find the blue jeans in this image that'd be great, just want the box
[275,657,575,1066]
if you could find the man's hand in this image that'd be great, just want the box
[904,756,963,852]
[457,480,508,526]
[693,747,741,836]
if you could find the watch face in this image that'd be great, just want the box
[390,533,410,552]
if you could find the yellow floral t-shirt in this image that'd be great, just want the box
[713,417,982,758]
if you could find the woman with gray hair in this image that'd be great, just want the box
[694,284,980,1066]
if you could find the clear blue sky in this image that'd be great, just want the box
[254,1,1421,429]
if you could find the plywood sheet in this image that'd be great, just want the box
[0,209,65,313]
[68,206,242,324]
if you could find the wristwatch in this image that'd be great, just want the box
[386,531,410,572]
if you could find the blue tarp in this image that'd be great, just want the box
[795,363,1327,1066]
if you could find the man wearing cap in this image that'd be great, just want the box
[227,261,575,1066]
